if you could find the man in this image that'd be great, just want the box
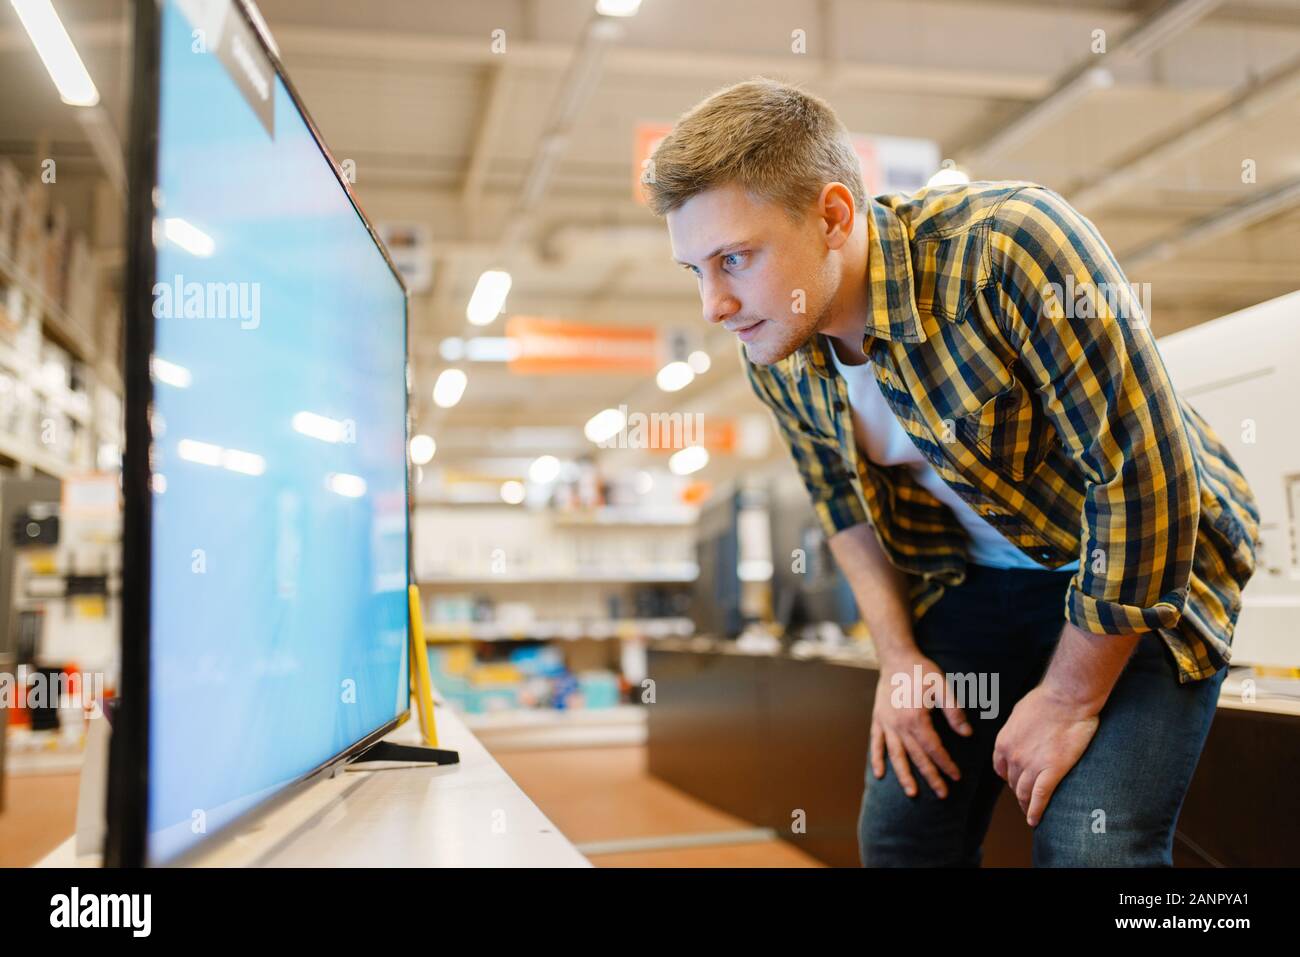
[645,78,1260,867]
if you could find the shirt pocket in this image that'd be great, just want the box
[956,375,1050,482]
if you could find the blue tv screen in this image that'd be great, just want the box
[143,0,409,864]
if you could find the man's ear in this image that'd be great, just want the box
[818,181,855,251]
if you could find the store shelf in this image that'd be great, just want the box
[549,504,699,526]
[0,251,94,361]
[0,430,70,477]
[0,244,119,477]
[426,616,694,643]
[417,563,699,585]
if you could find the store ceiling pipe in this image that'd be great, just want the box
[1122,175,1300,270]
[1069,53,1300,212]
[958,0,1226,171]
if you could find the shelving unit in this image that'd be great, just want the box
[417,565,698,585]
[425,616,694,643]
[415,502,698,726]
[0,161,121,480]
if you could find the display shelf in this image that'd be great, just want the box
[0,247,119,477]
[0,429,70,477]
[549,504,699,526]
[425,616,694,643]
[417,563,699,585]
[0,251,94,361]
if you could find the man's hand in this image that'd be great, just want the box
[993,622,1140,826]
[870,652,974,799]
[992,685,1101,827]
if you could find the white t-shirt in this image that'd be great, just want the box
[826,339,1078,571]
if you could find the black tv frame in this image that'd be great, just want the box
[106,0,412,867]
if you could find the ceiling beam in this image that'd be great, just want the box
[959,0,1227,169]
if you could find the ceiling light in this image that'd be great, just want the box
[433,368,468,408]
[656,360,695,392]
[529,455,562,484]
[409,434,436,465]
[585,407,627,444]
[669,445,708,475]
[10,0,100,106]
[596,0,642,16]
[466,270,512,326]
[926,166,970,189]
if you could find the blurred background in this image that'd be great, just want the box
[1,0,1297,867]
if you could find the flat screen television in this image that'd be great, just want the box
[107,0,411,866]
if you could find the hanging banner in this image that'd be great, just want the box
[505,315,661,375]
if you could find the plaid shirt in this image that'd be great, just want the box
[745,182,1260,684]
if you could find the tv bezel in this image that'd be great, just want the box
[106,0,413,868]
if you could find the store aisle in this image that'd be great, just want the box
[493,745,824,867]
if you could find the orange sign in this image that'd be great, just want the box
[642,416,736,454]
[506,315,661,375]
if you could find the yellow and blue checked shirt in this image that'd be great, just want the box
[744,182,1260,684]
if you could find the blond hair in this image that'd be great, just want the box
[644,78,864,220]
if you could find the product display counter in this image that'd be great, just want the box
[37,701,590,868]
[646,641,1300,867]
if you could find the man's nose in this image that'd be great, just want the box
[701,276,739,326]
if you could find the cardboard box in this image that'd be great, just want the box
[14,180,48,279]
[0,160,22,262]
[65,234,95,332]
[41,204,68,305]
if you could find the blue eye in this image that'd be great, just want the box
[723,252,746,268]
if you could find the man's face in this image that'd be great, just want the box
[667,182,838,366]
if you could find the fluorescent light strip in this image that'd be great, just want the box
[163,217,215,257]
[326,473,367,498]
[292,411,348,443]
[10,0,100,106]
[150,357,192,388]
[176,438,265,476]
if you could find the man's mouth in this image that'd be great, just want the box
[731,320,765,342]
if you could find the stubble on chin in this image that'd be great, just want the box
[746,316,819,366]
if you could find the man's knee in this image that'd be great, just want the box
[1032,811,1173,867]
[857,778,979,868]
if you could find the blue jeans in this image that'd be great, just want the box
[857,564,1227,867]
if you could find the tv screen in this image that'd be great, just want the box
[109,0,410,866]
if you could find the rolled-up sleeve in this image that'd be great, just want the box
[742,351,869,540]
[988,185,1199,636]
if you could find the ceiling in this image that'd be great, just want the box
[2,0,1298,487]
